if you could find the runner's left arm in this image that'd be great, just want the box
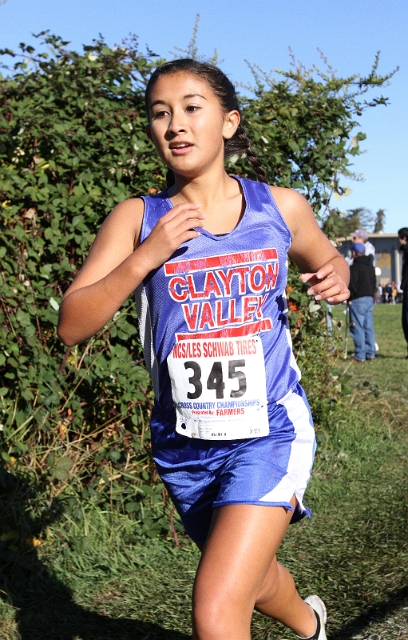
[270,186,350,304]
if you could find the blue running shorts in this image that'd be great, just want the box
[150,383,316,545]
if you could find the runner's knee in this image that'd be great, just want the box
[193,596,251,640]
[193,584,253,639]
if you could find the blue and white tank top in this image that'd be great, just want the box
[135,176,301,419]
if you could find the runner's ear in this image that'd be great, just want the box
[222,110,240,140]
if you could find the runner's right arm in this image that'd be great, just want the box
[57,199,205,346]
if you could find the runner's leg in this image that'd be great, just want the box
[192,498,317,640]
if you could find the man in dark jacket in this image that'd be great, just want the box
[348,242,377,361]
[398,227,408,357]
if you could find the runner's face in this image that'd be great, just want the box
[146,72,239,178]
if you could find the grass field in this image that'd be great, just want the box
[1,305,407,640]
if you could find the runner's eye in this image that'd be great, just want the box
[186,105,200,113]
[152,109,168,119]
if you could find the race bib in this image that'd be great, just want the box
[167,336,269,440]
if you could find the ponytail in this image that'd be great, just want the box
[226,124,267,183]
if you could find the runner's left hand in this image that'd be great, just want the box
[300,263,350,304]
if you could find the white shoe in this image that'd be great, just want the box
[303,595,327,640]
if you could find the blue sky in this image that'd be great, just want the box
[1,0,406,233]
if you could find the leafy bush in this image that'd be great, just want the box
[0,33,394,536]
[0,34,169,533]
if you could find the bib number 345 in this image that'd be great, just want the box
[167,336,269,440]
[184,359,246,399]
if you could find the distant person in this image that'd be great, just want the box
[384,282,392,304]
[397,281,403,304]
[348,242,377,361]
[382,285,387,304]
[351,229,375,265]
[377,284,383,303]
[398,227,408,357]
[391,282,397,304]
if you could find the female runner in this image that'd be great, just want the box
[58,59,350,640]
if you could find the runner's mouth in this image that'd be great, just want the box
[169,142,194,155]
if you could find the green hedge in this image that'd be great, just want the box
[0,33,394,535]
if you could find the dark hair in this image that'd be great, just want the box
[145,59,267,187]
[398,228,408,241]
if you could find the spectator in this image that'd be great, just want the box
[352,229,375,265]
[398,227,408,357]
[348,242,377,361]
[397,281,403,304]
[382,285,387,304]
[384,282,393,304]
[392,281,398,304]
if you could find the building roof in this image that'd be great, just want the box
[337,233,398,242]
